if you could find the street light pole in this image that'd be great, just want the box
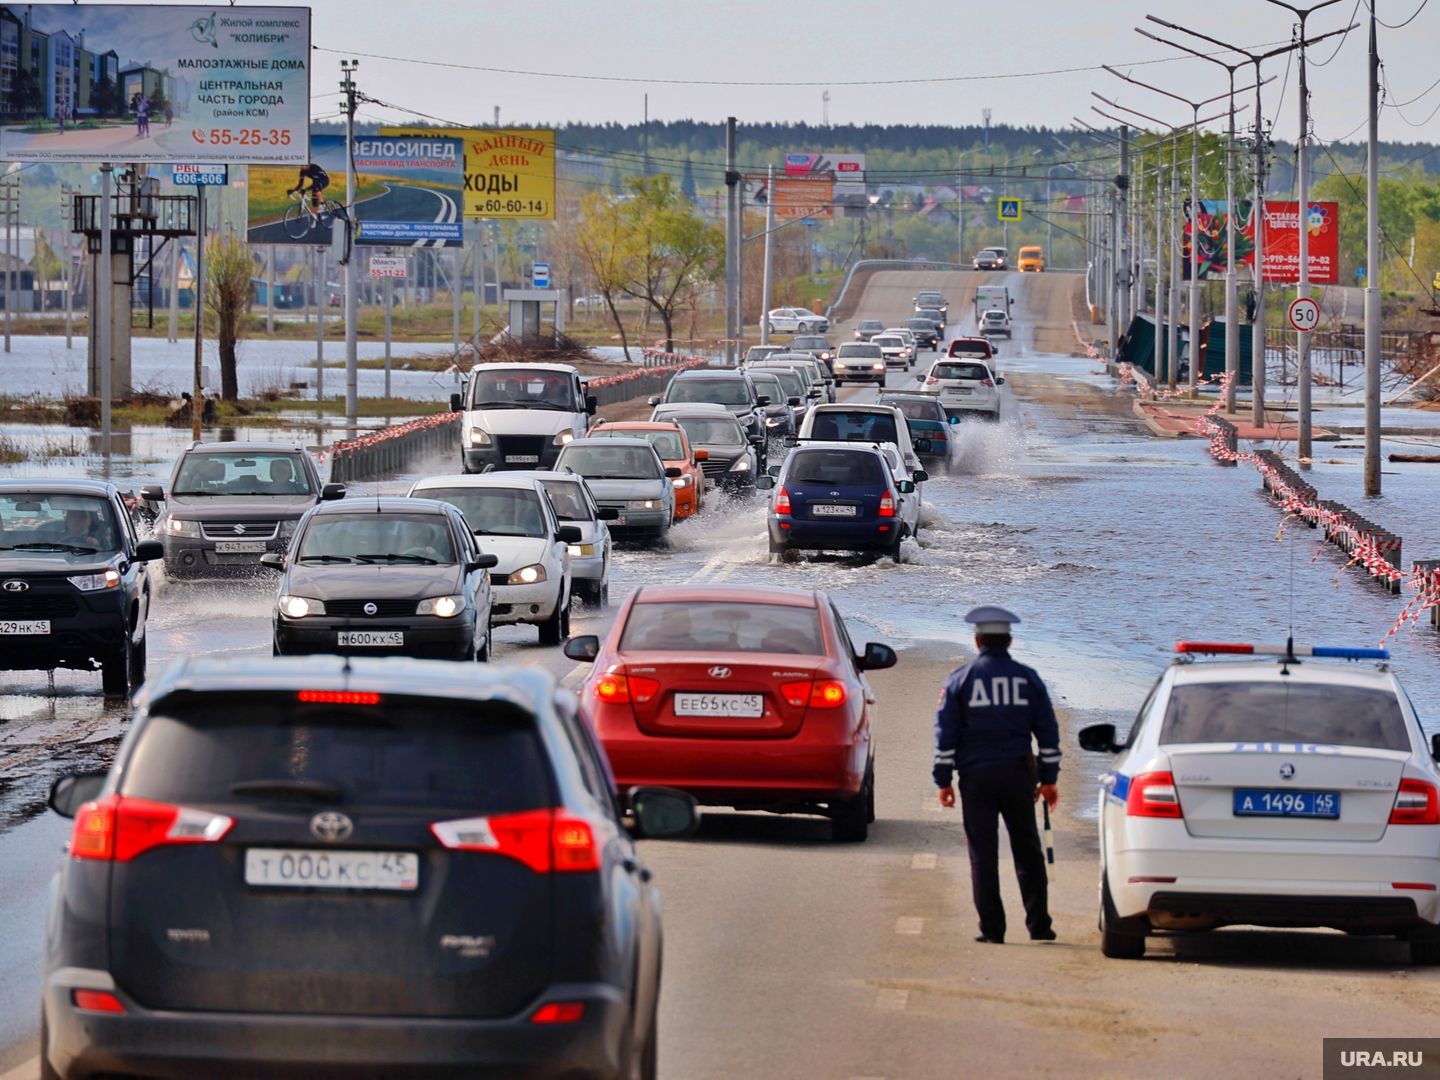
[1364,4,1381,496]
[340,58,359,425]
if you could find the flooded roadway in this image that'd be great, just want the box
[3,271,1440,1074]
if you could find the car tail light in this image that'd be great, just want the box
[1390,779,1440,825]
[924,376,940,385]
[1393,882,1438,890]
[775,486,791,514]
[878,492,895,517]
[980,378,995,387]
[432,810,600,873]
[778,680,848,708]
[299,690,381,705]
[779,681,811,707]
[72,990,125,1013]
[531,1002,586,1024]
[1125,772,1182,818]
[71,796,234,862]
[594,671,657,704]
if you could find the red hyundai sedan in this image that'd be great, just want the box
[564,584,896,841]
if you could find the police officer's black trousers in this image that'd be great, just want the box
[958,761,1052,942]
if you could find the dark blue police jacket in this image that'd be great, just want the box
[932,646,1061,787]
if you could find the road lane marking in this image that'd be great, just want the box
[874,988,909,1011]
[894,917,924,935]
[682,552,727,584]
[560,664,588,689]
[911,853,938,870]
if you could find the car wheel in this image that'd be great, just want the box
[128,635,147,690]
[459,455,474,475]
[101,639,131,696]
[1100,876,1148,959]
[40,1010,58,1080]
[768,534,788,556]
[765,321,774,334]
[832,787,869,842]
[864,760,876,823]
[889,531,905,564]
[798,322,811,334]
[272,640,282,656]
[600,581,610,608]
[559,594,572,638]
[475,628,491,662]
[538,591,566,646]
[1410,935,1440,965]
[640,997,658,1080]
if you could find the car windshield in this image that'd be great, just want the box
[934,362,990,380]
[950,342,990,358]
[788,449,885,486]
[882,398,944,422]
[809,411,899,445]
[0,494,119,555]
[760,369,804,397]
[469,368,575,411]
[122,693,551,813]
[792,337,828,350]
[918,294,942,304]
[675,416,744,447]
[873,337,903,348]
[745,346,782,360]
[420,486,547,538]
[857,321,884,331]
[984,311,1006,321]
[590,427,686,460]
[173,452,312,497]
[666,378,750,406]
[620,601,825,655]
[1159,681,1410,751]
[838,344,883,358]
[298,514,456,564]
[537,479,592,521]
[558,444,662,480]
[905,319,933,330]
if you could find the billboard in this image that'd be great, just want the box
[0,5,309,164]
[1255,201,1340,284]
[247,134,464,246]
[785,152,865,199]
[745,173,834,220]
[382,127,555,220]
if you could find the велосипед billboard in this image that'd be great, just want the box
[0,4,309,164]
[247,134,464,247]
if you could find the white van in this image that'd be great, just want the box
[454,363,597,473]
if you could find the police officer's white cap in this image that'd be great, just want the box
[965,605,1020,635]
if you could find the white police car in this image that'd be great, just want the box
[1081,640,1440,963]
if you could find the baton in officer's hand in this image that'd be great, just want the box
[1041,801,1056,882]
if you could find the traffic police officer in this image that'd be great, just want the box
[934,606,1060,943]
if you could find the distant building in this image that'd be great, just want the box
[0,5,128,119]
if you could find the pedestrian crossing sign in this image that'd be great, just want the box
[999,199,1022,221]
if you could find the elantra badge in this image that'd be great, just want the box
[310,811,353,842]
[708,666,732,679]
[1279,763,1295,780]
[363,602,378,616]
[2,580,28,592]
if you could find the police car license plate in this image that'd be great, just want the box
[504,455,540,464]
[215,541,266,554]
[337,631,403,647]
[0,620,49,634]
[811,504,857,517]
[1233,789,1339,818]
[674,693,764,718]
[244,849,419,891]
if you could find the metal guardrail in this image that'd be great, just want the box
[326,413,460,483]
[824,259,966,322]
[585,356,710,409]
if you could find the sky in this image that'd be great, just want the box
[292,0,1440,148]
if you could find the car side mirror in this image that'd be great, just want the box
[755,395,771,407]
[913,439,933,454]
[140,484,165,501]
[912,470,929,483]
[597,507,621,521]
[783,434,798,447]
[557,525,583,544]
[586,395,598,415]
[562,634,600,661]
[1078,723,1121,753]
[787,396,802,407]
[756,476,775,491]
[628,786,700,839]
[469,553,500,571]
[321,483,346,501]
[949,415,959,425]
[996,377,1006,385]
[450,392,463,413]
[767,464,781,477]
[48,772,106,818]
[895,480,915,494]
[858,642,897,671]
[693,449,709,461]
[259,552,286,569]
[133,539,164,563]
[647,395,661,407]
[808,389,822,398]
[663,467,683,478]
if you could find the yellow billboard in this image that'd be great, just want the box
[381,127,555,220]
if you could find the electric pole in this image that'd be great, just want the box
[1364,4,1381,496]
[341,58,359,425]
[725,117,737,365]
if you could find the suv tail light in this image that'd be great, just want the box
[1390,779,1440,825]
[980,378,995,387]
[531,1002,586,1024]
[924,376,940,385]
[71,796,234,862]
[779,679,848,708]
[775,486,791,514]
[594,672,659,705]
[878,492,896,517]
[1125,772,1182,818]
[432,809,601,873]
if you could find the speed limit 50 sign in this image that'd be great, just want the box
[1288,296,1320,332]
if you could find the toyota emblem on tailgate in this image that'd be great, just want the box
[2,580,28,592]
[708,666,732,679]
[310,812,353,842]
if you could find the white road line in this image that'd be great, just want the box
[559,664,588,689]
[682,552,727,584]
[874,988,909,1011]
[894,917,924,935]
[0,1057,38,1080]
[910,853,938,870]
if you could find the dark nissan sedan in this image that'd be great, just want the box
[265,499,497,661]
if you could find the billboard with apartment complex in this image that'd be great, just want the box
[0,4,309,163]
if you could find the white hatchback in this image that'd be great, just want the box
[1081,642,1440,963]
[979,308,1012,338]
[919,358,1002,420]
[766,307,829,335]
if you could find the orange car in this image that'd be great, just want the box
[586,421,707,519]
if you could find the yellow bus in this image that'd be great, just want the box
[1018,246,1045,272]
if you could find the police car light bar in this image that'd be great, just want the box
[1175,642,1390,660]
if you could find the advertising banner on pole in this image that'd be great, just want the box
[784,152,865,199]
[381,127,555,219]
[247,134,464,246]
[1255,201,1340,284]
[0,5,309,163]
[745,173,834,220]
[369,256,406,278]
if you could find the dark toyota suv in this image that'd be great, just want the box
[648,370,768,469]
[40,656,698,1080]
[144,443,343,579]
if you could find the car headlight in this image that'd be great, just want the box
[729,458,751,472]
[278,519,299,538]
[872,362,886,371]
[506,564,547,585]
[163,517,201,538]
[765,417,783,428]
[279,595,325,618]
[820,351,830,360]
[552,431,575,446]
[416,594,462,618]
[834,361,847,370]
[672,474,692,488]
[627,499,660,510]
[468,427,491,446]
[902,348,912,357]
[567,543,595,557]
[68,569,120,592]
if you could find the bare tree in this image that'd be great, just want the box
[205,233,254,400]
